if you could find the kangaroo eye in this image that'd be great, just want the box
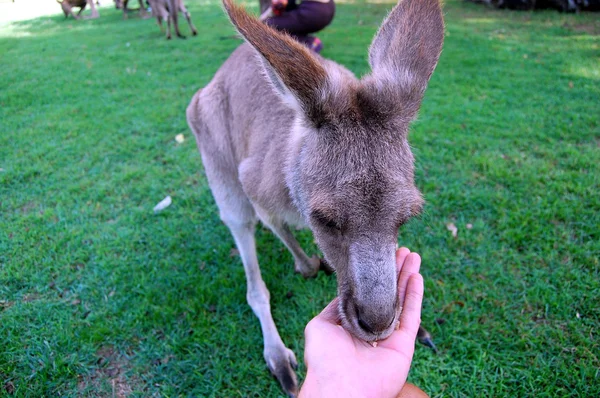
[311,210,341,231]
[324,220,340,230]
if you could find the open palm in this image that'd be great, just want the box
[300,248,424,398]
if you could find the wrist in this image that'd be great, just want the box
[299,369,355,398]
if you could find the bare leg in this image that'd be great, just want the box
[171,14,184,38]
[254,206,332,278]
[195,145,298,396]
[77,3,87,17]
[137,0,149,18]
[166,14,172,39]
[168,0,184,38]
[86,0,99,18]
[156,16,164,32]
[225,218,298,396]
[65,5,77,19]
[122,0,128,19]
[259,6,274,22]
[179,4,197,36]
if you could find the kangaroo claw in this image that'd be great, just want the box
[417,326,439,354]
[265,347,298,398]
[319,258,334,275]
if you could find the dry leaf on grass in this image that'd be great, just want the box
[442,300,465,314]
[446,223,458,237]
[3,381,15,395]
[153,196,172,213]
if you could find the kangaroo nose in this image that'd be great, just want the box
[357,312,375,334]
[356,305,395,335]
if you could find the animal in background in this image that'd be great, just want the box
[57,0,99,19]
[148,0,197,39]
[114,0,149,19]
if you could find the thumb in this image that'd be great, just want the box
[313,297,341,325]
[304,297,342,346]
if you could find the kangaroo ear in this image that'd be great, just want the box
[366,0,444,118]
[222,0,327,123]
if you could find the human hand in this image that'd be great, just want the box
[299,248,424,398]
[271,0,288,15]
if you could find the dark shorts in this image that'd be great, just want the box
[266,0,335,36]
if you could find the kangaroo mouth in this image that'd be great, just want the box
[338,293,400,343]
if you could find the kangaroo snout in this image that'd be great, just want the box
[340,285,398,342]
[355,301,396,335]
[336,239,399,340]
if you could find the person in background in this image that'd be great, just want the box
[260,0,335,53]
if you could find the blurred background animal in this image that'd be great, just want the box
[56,0,99,19]
[148,0,197,39]
[114,0,149,19]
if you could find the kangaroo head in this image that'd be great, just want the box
[224,0,444,341]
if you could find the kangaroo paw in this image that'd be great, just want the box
[265,346,298,397]
[417,326,439,354]
[294,256,319,279]
[319,258,334,275]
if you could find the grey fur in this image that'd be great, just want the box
[186,0,444,395]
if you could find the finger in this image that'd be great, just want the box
[313,297,341,325]
[379,274,424,353]
[395,247,411,273]
[304,297,341,343]
[396,252,421,308]
[398,274,424,338]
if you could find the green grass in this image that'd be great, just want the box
[1,0,599,396]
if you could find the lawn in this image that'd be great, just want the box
[0,0,599,396]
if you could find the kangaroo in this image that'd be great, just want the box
[186,0,444,395]
[114,0,148,19]
[57,0,99,19]
[147,0,198,39]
